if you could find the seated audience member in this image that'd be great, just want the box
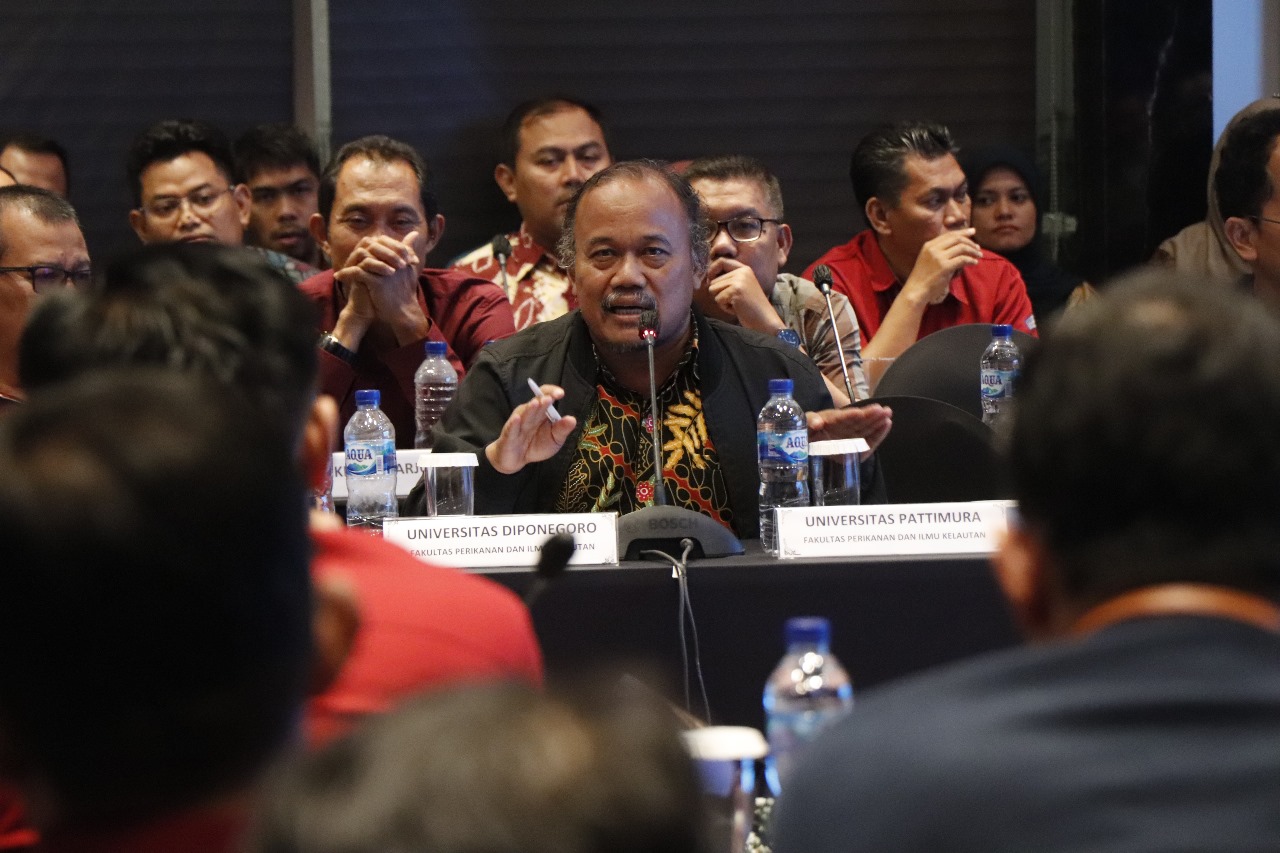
[19,243,543,745]
[685,155,868,403]
[961,145,1096,321]
[0,185,88,407]
[0,133,69,197]
[126,118,315,282]
[303,135,515,444]
[804,121,1036,372]
[418,160,890,535]
[234,123,326,269]
[0,370,313,852]
[1152,95,1280,284]
[1216,106,1280,310]
[772,270,1280,852]
[452,97,612,329]
[249,681,706,853]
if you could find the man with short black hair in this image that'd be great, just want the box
[773,270,1280,852]
[686,155,868,402]
[452,97,612,329]
[0,185,88,406]
[234,123,325,269]
[304,134,515,444]
[1217,108,1280,308]
[0,132,69,197]
[127,119,315,282]
[805,121,1036,364]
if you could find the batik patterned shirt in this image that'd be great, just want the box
[555,332,733,529]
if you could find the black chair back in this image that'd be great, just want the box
[854,394,1010,504]
[873,323,1036,419]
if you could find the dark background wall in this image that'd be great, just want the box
[2,0,1035,275]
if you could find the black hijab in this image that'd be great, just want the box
[961,145,1084,321]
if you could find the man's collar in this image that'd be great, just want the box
[865,230,969,305]
[1071,583,1280,637]
[513,223,560,268]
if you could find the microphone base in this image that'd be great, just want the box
[617,505,745,561]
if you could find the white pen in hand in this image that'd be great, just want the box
[526,377,562,423]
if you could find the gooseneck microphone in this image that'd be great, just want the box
[524,532,575,607]
[639,308,668,506]
[813,264,857,404]
[614,311,743,560]
[491,234,513,297]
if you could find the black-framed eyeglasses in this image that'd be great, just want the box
[139,185,234,220]
[0,265,92,292]
[710,216,780,243]
[1250,215,1280,227]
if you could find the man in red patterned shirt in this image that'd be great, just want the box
[452,97,612,329]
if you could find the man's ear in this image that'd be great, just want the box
[231,183,252,229]
[776,221,795,269]
[865,196,892,237]
[308,212,331,259]
[310,574,360,696]
[991,523,1056,641]
[1224,216,1258,264]
[494,163,518,204]
[128,208,148,243]
[422,213,446,256]
[302,395,339,494]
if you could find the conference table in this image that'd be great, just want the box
[479,544,1021,729]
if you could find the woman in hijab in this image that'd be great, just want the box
[961,146,1093,322]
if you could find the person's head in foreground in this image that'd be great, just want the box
[249,680,708,853]
[0,370,312,833]
[770,269,1280,853]
[997,269,1280,634]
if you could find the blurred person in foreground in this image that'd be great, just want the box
[249,680,708,853]
[773,270,1280,852]
[0,371,312,852]
[20,244,542,748]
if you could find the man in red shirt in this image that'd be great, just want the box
[303,135,515,444]
[805,121,1037,365]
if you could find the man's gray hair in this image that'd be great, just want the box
[557,160,711,281]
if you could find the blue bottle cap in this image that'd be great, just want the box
[768,378,794,396]
[992,324,1012,337]
[784,616,831,647]
[355,389,380,407]
[425,340,448,357]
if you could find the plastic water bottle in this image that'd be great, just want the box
[980,323,1022,428]
[344,389,398,532]
[763,617,854,797]
[414,340,458,449]
[757,378,809,555]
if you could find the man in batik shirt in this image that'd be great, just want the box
[451,97,612,330]
[419,161,890,539]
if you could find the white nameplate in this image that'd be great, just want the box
[330,450,428,500]
[382,513,619,568]
[775,501,1014,559]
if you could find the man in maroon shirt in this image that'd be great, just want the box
[303,135,516,443]
[805,121,1036,366]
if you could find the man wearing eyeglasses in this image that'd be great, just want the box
[1218,107,1280,309]
[686,156,868,405]
[234,124,326,270]
[127,119,316,284]
[0,185,88,407]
